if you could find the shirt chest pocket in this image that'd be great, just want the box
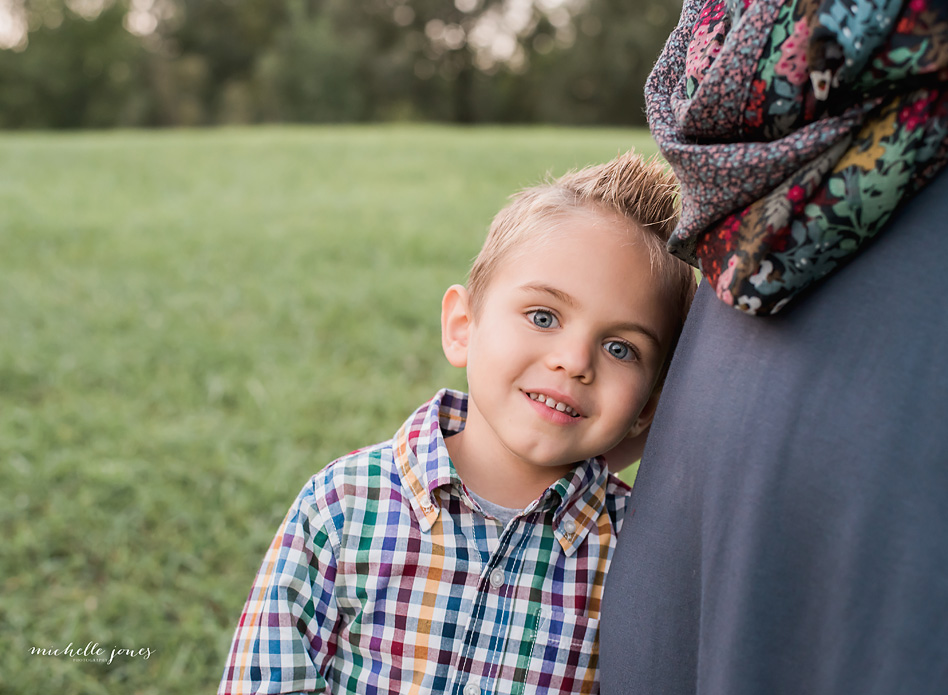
[507,607,601,695]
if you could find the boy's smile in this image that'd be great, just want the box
[441,209,676,506]
[525,390,581,419]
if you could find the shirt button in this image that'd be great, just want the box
[463,683,480,695]
[563,520,577,535]
[489,568,505,588]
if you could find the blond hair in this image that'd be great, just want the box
[468,150,697,369]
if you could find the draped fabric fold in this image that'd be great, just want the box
[648,0,948,315]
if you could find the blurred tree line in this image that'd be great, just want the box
[0,0,681,128]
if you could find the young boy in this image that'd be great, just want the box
[218,150,696,695]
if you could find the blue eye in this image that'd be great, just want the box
[528,310,558,329]
[604,340,636,361]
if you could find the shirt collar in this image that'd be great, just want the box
[393,389,612,554]
[393,388,466,532]
[546,456,611,555]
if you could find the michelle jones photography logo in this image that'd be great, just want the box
[29,641,155,665]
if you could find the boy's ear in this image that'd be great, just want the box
[629,385,662,439]
[441,284,472,368]
[603,386,663,471]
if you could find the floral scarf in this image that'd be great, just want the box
[648,0,948,315]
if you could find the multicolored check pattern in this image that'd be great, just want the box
[218,389,631,695]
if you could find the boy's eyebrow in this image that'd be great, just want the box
[520,283,577,307]
[519,283,664,347]
[613,321,663,348]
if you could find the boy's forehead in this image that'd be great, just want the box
[495,220,661,296]
[504,208,640,262]
[485,215,677,343]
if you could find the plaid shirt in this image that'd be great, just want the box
[219,389,631,695]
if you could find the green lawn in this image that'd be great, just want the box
[0,125,658,694]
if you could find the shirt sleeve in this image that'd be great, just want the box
[218,479,340,694]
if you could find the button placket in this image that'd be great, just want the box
[453,504,532,694]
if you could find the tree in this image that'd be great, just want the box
[0,0,684,127]
[511,0,681,125]
[252,0,373,123]
[0,1,152,128]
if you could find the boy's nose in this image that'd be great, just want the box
[546,335,595,383]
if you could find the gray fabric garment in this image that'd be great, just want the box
[599,168,948,695]
[467,488,522,527]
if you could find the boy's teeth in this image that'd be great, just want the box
[528,392,578,417]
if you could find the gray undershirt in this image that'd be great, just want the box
[467,489,522,526]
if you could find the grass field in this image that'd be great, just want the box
[0,125,660,694]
